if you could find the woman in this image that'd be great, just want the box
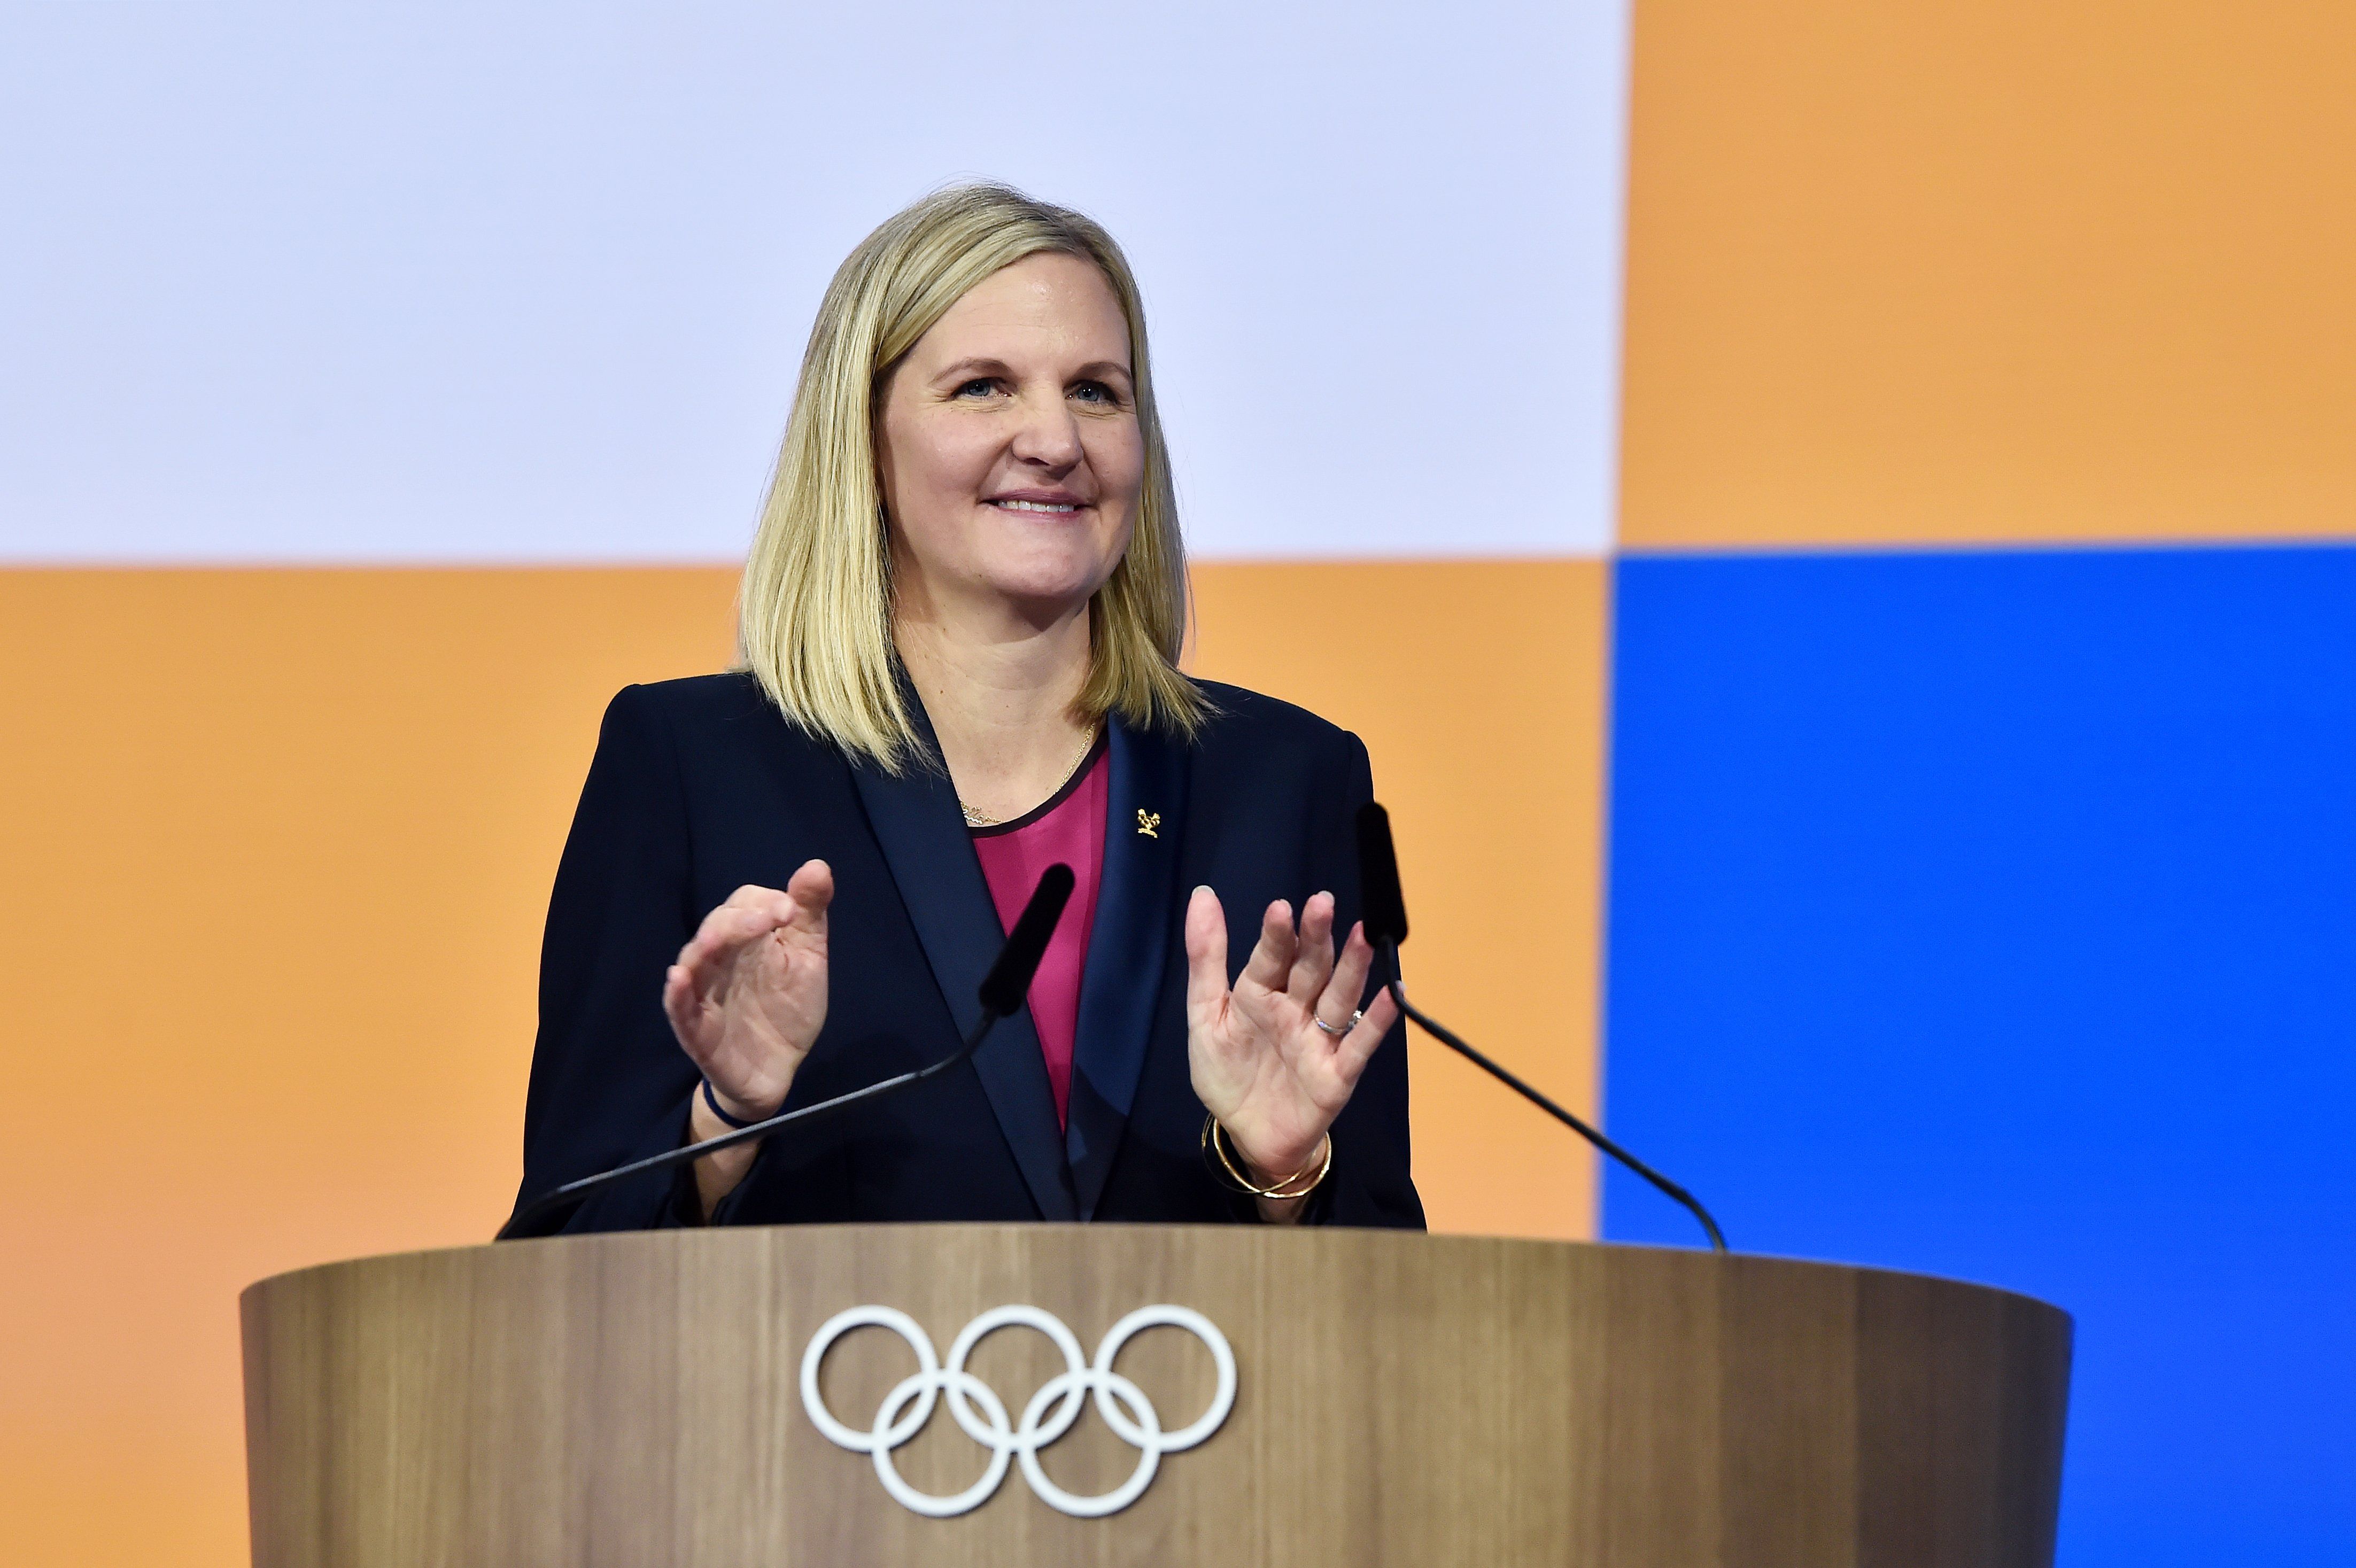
[513,184,1421,1233]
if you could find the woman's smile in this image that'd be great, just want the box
[987,488,1087,516]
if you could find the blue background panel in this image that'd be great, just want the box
[1603,547,2356,1566]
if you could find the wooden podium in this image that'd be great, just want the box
[241,1225,2070,1566]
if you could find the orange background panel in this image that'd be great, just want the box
[0,570,741,1568]
[1619,1,2356,548]
[0,561,1603,1566]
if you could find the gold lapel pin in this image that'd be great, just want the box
[1136,809,1161,838]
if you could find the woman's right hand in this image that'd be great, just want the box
[662,859,834,1124]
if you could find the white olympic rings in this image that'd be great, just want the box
[799,1303,1236,1518]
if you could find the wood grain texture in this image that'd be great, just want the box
[242,1227,2071,1566]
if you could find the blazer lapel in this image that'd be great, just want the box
[846,719,1077,1223]
[1065,716,1190,1219]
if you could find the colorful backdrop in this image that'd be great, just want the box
[1607,6,2356,1563]
[3,3,2351,1564]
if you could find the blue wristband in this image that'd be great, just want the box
[700,1078,762,1131]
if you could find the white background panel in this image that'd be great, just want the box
[0,3,1625,563]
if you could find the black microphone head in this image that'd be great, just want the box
[1355,801,1409,946]
[978,863,1076,1016]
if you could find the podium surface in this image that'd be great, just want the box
[242,1225,2069,1566]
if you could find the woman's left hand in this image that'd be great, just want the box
[1183,887,1399,1214]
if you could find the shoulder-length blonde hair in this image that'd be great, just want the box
[738,182,1205,772]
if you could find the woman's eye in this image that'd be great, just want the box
[954,378,998,399]
[1071,381,1119,406]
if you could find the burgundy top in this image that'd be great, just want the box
[969,738,1109,1128]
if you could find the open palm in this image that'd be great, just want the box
[662,859,834,1121]
[1184,887,1398,1184]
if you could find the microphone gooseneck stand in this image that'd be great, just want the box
[497,1006,1005,1241]
[1353,799,1726,1252]
[1374,941,1729,1253]
[498,862,1077,1243]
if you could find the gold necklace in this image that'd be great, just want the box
[960,726,1098,828]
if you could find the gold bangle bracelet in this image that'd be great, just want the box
[1201,1114,1332,1201]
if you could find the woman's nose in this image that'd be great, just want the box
[1007,390,1082,469]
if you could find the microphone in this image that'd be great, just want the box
[498,862,1077,1241]
[1354,803,1728,1252]
[980,862,1074,1016]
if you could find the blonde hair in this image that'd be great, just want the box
[738,183,1206,771]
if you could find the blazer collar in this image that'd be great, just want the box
[845,700,1077,1223]
[1065,714,1189,1220]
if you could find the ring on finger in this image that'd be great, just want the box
[1312,1007,1365,1038]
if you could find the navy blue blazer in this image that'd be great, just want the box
[510,672,1423,1233]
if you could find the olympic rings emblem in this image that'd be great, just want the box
[799,1303,1237,1518]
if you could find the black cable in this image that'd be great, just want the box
[1377,941,1727,1253]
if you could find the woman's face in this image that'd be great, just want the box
[876,252,1144,625]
